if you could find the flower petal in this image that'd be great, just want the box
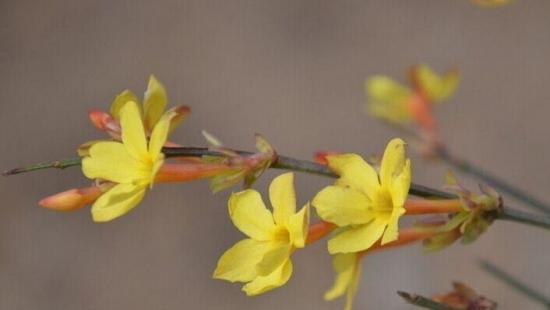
[414,64,459,103]
[287,204,310,248]
[345,260,362,310]
[390,159,411,208]
[328,220,386,254]
[82,141,145,183]
[228,190,276,241]
[148,110,174,162]
[326,154,380,198]
[312,186,372,227]
[91,183,146,222]
[379,138,407,189]
[110,89,139,120]
[256,243,292,276]
[242,259,293,296]
[269,172,296,225]
[120,101,148,160]
[380,206,405,245]
[213,239,272,283]
[324,253,357,300]
[365,76,413,123]
[143,75,167,131]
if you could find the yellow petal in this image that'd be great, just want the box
[243,259,293,296]
[365,76,413,123]
[327,154,380,198]
[287,204,310,248]
[148,110,174,162]
[228,190,276,241]
[345,260,362,310]
[379,138,407,189]
[328,220,386,254]
[143,75,167,131]
[324,253,357,300]
[312,186,373,227]
[82,141,145,183]
[91,183,146,222]
[213,239,272,283]
[415,64,459,103]
[110,90,139,120]
[269,172,296,225]
[120,101,148,160]
[256,243,291,276]
[390,159,411,208]
[380,206,405,245]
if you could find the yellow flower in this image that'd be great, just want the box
[213,173,310,296]
[109,75,188,133]
[312,138,411,254]
[365,64,459,124]
[325,253,362,310]
[82,100,173,222]
[411,64,459,103]
[366,75,414,123]
[471,0,512,7]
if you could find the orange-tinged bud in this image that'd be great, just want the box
[314,151,342,166]
[306,221,336,244]
[88,109,121,138]
[155,162,236,183]
[168,105,191,133]
[39,185,107,211]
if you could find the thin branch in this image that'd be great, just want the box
[480,260,550,309]
[397,291,457,310]
[4,146,550,230]
[437,147,550,215]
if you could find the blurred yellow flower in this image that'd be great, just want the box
[471,0,512,7]
[312,138,411,254]
[365,64,459,126]
[325,253,362,310]
[82,101,174,222]
[411,64,459,103]
[213,173,310,296]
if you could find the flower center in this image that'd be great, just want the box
[271,226,291,244]
[373,189,394,219]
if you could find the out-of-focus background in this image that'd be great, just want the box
[1,0,550,309]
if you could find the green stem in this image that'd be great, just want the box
[4,147,550,230]
[437,147,550,215]
[397,291,457,310]
[480,260,550,309]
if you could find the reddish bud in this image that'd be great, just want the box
[39,185,108,211]
[88,109,121,138]
[314,151,342,165]
[155,162,236,183]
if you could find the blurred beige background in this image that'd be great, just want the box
[1,0,550,309]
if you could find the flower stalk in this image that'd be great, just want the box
[4,147,550,230]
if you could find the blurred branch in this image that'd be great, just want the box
[480,260,550,309]
[397,291,457,310]
[437,147,550,215]
[4,147,550,230]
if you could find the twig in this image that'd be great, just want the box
[480,260,550,309]
[397,291,457,310]
[4,147,550,230]
[437,147,550,215]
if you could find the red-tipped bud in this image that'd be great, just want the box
[39,185,107,211]
[314,151,342,165]
[168,105,191,133]
[88,109,121,138]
